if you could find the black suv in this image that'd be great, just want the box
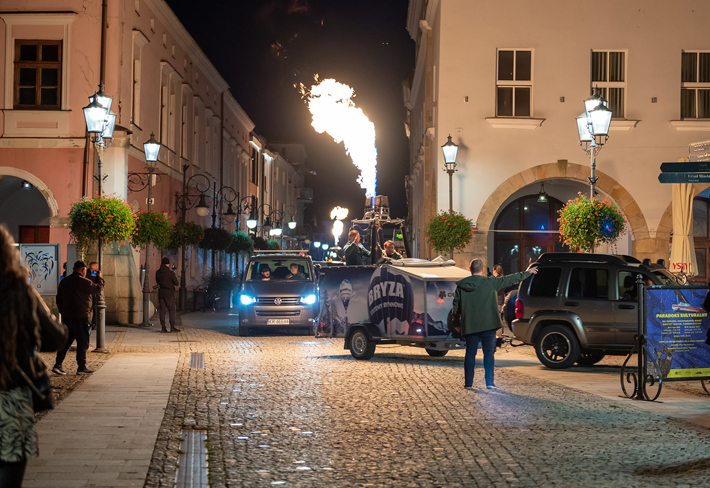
[513,253,679,369]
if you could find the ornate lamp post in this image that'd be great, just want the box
[441,134,459,213]
[576,87,613,252]
[127,134,161,326]
[82,84,116,353]
[174,165,211,309]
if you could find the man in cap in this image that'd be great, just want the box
[155,257,180,333]
[53,261,105,375]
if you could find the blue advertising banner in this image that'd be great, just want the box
[645,286,710,381]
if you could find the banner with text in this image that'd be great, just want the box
[645,286,710,381]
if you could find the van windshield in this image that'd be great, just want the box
[247,259,312,282]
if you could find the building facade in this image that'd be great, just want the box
[0,0,273,321]
[404,0,710,281]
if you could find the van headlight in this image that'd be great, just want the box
[240,295,256,306]
[300,294,317,305]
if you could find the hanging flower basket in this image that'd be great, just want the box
[227,231,253,255]
[132,210,173,251]
[69,196,135,256]
[199,227,234,251]
[557,193,626,252]
[425,211,475,254]
[168,222,204,251]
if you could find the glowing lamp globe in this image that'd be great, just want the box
[314,241,321,248]
[83,98,109,133]
[143,133,161,163]
[196,194,210,217]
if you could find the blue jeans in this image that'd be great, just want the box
[464,329,497,387]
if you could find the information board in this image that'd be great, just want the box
[19,243,60,296]
[645,286,710,381]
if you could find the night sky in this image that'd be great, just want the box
[165,0,414,230]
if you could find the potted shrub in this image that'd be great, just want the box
[557,193,626,252]
[199,227,233,252]
[425,210,475,257]
[132,210,172,251]
[69,196,135,257]
[168,221,204,251]
[267,239,280,250]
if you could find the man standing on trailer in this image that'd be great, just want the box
[343,230,371,265]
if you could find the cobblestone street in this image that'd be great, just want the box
[29,311,710,488]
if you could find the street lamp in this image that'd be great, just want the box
[126,133,162,327]
[537,183,548,203]
[82,85,116,354]
[441,134,459,213]
[577,87,613,252]
[174,165,211,309]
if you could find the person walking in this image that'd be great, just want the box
[0,225,67,487]
[452,259,537,390]
[155,257,180,333]
[87,261,100,330]
[53,261,104,375]
[343,230,371,265]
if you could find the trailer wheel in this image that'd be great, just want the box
[349,329,375,360]
[425,349,448,357]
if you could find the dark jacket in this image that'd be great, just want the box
[56,272,104,320]
[3,287,67,392]
[452,271,530,335]
[343,241,371,265]
[155,265,179,298]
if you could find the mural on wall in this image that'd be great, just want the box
[20,244,60,296]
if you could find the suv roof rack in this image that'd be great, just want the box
[536,253,628,265]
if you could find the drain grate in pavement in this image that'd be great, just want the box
[189,353,205,368]
[175,430,208,488]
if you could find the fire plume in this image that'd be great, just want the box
[299,77,377,197]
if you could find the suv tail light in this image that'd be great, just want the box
[515,298,523,319]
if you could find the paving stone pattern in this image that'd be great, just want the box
[111,313,710,488]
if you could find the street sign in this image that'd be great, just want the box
[658,172,710,184]
[689,140,710,154]
[690,152,710,162]
[660,161,710,173]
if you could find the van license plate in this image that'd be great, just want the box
[267,319,290,325]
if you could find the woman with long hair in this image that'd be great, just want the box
[0,225,66,487]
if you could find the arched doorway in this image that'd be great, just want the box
[493,194,569,273]
[0,176,51,243]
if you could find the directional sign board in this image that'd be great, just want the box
[689,140,710,154]
[658,172,710,184]
[690,152,710,162]
[660,161,710,173]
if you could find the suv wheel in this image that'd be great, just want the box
[535,325,580,369]
[576,351,605,366]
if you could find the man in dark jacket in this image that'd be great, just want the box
[452,259,537,390]
[53,261,105,375]
[155,257,180,333]
[343,230,371,265]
